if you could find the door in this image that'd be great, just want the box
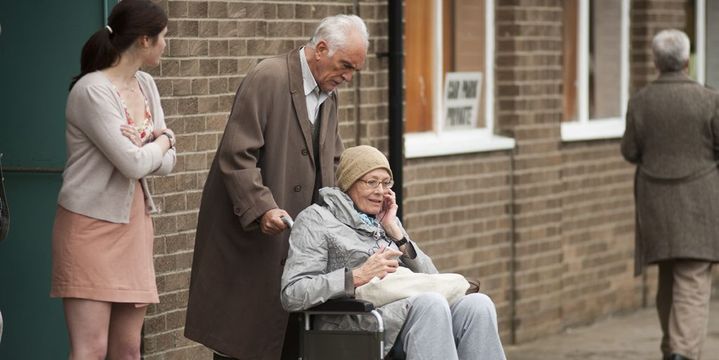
[0,1,116,357]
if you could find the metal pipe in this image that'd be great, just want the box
[387,0,404,220]
[371,309,385,359]
[353,0,362,146]
[370,309,384,333]
[509,152,517,345]
[103,0,110,24]
[3,167,63,174]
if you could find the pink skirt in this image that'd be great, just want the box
[50,182,158,304]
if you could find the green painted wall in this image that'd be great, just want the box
[0,1,115,357]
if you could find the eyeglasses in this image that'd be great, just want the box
[358,178,394,189]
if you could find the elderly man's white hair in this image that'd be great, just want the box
[308,14,369,56]
[652,29,690,73]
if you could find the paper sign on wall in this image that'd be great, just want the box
[443,72,483,129]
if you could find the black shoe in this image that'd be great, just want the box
[664,353,693,360]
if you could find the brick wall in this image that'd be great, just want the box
[403,153,514,340]
[141,0,695,358]
[631,0,688,91]
[494,0,565,343]
[559,141,638,327]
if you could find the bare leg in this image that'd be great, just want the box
[107,303,148,360]
[64,298,111,360]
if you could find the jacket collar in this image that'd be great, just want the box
[287,47,334,168]
[318,187,377,234]
[654,71,695,84]
[287,48,315,164]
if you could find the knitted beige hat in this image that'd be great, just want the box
[336,145,393,191]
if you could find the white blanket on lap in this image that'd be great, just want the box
[355,267,470,307]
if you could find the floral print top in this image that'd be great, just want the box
[113,76,154,144]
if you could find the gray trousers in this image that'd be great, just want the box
[657,260,713,360]
[394,293,506,360]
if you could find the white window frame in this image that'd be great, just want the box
[561,0,630,142]
[405,0,514,159]
[696,0,706,85]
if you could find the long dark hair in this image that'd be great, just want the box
[69,0,168,89]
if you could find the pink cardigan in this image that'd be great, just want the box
[57,71,175,223]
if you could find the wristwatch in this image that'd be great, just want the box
[393,236,408,247]
[162,129,176,148]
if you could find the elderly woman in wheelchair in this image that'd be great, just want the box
[281,145,506,360]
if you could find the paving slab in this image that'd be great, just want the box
[504,299,719,360]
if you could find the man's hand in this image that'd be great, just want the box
[352,246,404,287]
[259,208,291,235]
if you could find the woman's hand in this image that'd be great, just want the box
[152,127,172,140]
[152,128,164,140]
[151,127,174,152]
[120,124,143,147]
[352,246,403,287]
[378,189,403,239]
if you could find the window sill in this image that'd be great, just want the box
[560,118,625,142]
[404,129,515,159]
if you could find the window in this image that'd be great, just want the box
[693,0,719,88]
[404,0,514,158]
[561,0,630,141]
[705,0,719,88]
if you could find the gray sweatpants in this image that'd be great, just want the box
[394,292,506,360]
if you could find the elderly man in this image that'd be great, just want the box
[184,15,369,360]
[622,29,719,360]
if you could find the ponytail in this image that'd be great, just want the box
[69,27,118,90]
[68,0,167,90]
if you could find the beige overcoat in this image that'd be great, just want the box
[621,71,719,275]
[184,48,344,359]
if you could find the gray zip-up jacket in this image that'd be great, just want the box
[281,187,438,355]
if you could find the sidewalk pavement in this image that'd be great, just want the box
[504,299,719,360]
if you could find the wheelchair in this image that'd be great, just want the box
[294,298,402,360]
[282,216,402,360]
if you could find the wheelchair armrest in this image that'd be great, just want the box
[306,298,375,313]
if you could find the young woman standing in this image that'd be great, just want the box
[50,1,175,358]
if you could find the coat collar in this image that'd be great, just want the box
[288,48,314,163]
[654,71,695,84]
[287,47,334,168]
[318,187,377,234]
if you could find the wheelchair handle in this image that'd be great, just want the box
[281,215,294,229]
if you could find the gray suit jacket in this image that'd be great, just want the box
[622,71,719,274]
